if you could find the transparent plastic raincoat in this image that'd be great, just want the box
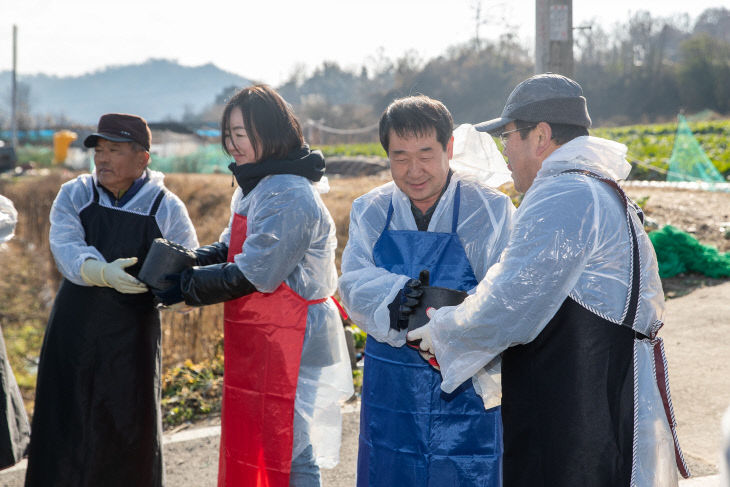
[429,136,689,486]
[218,174,354,471]
[26,169,197,487]
[49,170,198,284]
[339,130,515,485]
[339,172,514,397]
[0,194,29,469]
[0,195,18,244]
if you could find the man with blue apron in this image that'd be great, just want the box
[339,95,514,486]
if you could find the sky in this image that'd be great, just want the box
[0,0,725,86]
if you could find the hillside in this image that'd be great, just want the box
[0,59,252,124]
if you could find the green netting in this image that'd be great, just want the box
[648,225,730,278]
[666,114,724,183]
[149,144,230,174]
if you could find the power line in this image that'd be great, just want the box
[304,119,379,135]
[627,156,730,189]
[629,156,669,175]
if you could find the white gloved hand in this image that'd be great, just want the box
[80,257,149,294]
[407,308,441,370]
[407,322,435,356]
[408,325,441,371]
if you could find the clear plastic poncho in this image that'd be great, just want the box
[220,174,354,468]
[450,123,513,188]
[0,195,18,245]
[429,136,681,484]
[338,167,515,407]
[49,170,198,284]
[430,136,664,390]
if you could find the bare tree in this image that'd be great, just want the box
[693,7,730,44]
[469,0,510,51]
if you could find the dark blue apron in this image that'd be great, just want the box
[25,182,166,487]
[357,182,503,487]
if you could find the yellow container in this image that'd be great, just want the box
[53,130,78,164]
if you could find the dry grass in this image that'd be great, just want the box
[321,173,391,271]
[164,174,234,245]
[0,171,75,407]
[160,173,389,367]
[0,170,388,407]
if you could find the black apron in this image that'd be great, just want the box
[25,184,166,487]
[501,171,644,487]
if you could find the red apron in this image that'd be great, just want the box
[218,213,326,487]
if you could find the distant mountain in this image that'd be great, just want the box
[0,59,253,124]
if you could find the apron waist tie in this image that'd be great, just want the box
[652,336,691,478]
[330,296,349,320]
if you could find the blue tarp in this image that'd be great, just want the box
[0,129,54,141]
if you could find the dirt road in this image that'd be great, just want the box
[661,280,730,476]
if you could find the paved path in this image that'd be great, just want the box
[0,400,722,486]
[2,282,728,486]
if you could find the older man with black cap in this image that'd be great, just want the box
[408,74,690,486]
[25,113,198,487]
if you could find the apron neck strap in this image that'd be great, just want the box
[383,198,395,233]
[559,169,641,330]
[149,189,166,217]
[451,181,461,233]
[91,182,100,203]
[384,180,462,233]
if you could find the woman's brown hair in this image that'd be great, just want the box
[221,84,304,162]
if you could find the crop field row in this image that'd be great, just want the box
[12,119,730,180]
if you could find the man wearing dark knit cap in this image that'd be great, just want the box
[25,113,198,487]
[409,74,691,486]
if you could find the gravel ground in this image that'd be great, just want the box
[1,387,723,487]
[0,403,360,487]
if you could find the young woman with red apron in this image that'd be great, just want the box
[160,154,353,487]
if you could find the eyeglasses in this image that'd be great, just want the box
[499,126,536,144]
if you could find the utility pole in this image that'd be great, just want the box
[11,25,18,149]
[535,0,574,77]
[472,0,484,50]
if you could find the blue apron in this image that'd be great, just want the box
[357,182,503,487]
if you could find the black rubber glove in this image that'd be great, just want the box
[418,269,430,287]
[388,277,425,331]
[178,262,256,306]
[194,242,229,266]
[152,273,184,306]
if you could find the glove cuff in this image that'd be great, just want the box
[194,242,230,266]
[388,289,408,331]
[80,259,109,287]
[180,262,256,306]
[99,265,111,287]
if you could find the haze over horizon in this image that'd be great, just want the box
[1,1,725,86]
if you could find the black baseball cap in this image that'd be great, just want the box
[84,113,152,151]
[475,73,592,135]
